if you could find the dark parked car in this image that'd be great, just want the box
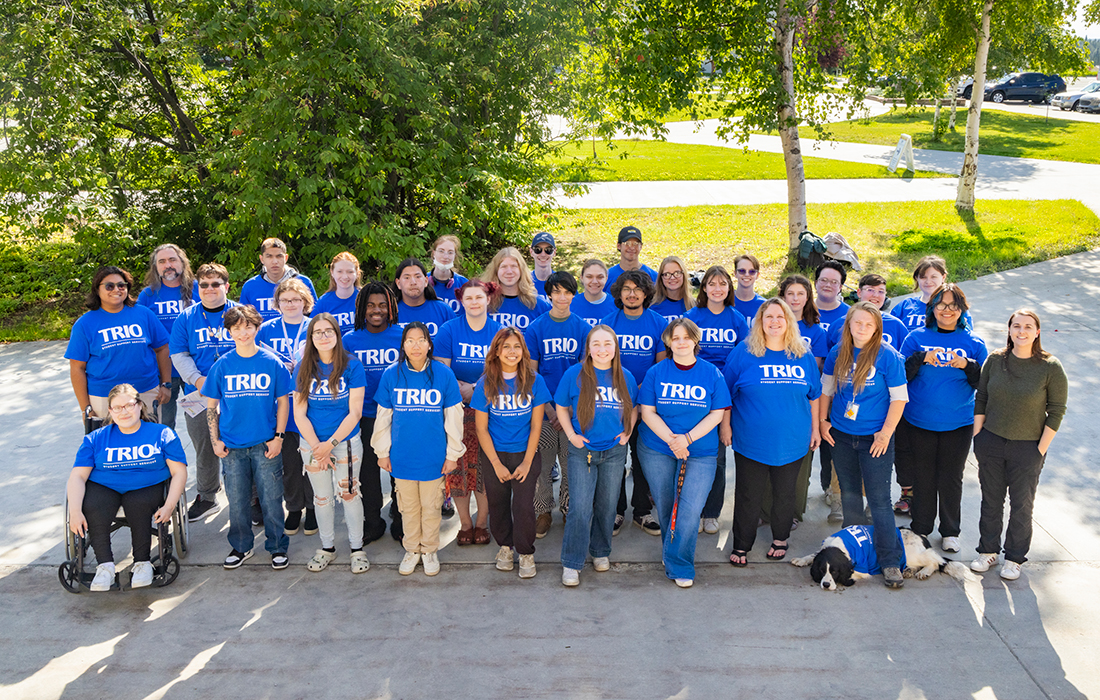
[983,72,1066,104]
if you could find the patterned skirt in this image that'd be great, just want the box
[445,405,484,497]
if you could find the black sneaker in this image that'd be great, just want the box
[303,508,319,536]
[223,549,253,569]
[441,496,455,518]
[612,513,624,537]
[390,513,404,542]
[250,500,263,527]
[271,552,289,570]
[187,495,221,522]
[284,510,303,536]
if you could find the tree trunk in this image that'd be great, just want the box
[775,0,807,252]
[956,0,993,210]
[948,91,958,130]
[932,100,942,140]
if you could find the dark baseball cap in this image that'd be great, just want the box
[618,226,642,244]
[532,231,555,248]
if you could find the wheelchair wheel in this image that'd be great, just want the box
[172,493,189,558]
[58,560,83,594]
[154,554,180,588]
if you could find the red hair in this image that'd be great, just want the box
[457,279,500,301]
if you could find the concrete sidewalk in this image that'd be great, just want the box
[1,253,1099,698]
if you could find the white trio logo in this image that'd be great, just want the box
[310,377,348,395]
[618,335,654,351]
[659,382,707,400]
[196,327,232,343]
[355,348,400,366]
[492,394,533,410]
[699,328,739,343]
[393,388,443,406]
[458,342,489,359]
[761,364,806,379]
[105,444,161,461]
[226,373,272,391]
[153,300,185,315]
[490,313,532,329]
[542,338,578,355]
[97,324,145,343]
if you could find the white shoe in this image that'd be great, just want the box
[562,567,580,587]
[970,552,999,573]
[827,500,844,523]
[350,550,370,574]
[698,518,704,534]
[90,562,115,592]
[1000,560,1022,580]
[675,578,694,588]
[703,518,719,535]
[518,554,536,579]
[399,551,421,575]
[307,548,337,572]
[495,546,514,571]
[130,561,154,589]
[422,551,440,576]
[942,536,961,553]
[593,556,610,572]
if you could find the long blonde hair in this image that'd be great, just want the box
[482,247,538,310]
[576,325,634,432]
[652,256,695,313]
[833,301,883,395]
[746,298,807,358]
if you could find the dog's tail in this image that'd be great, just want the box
[940,560,978,582]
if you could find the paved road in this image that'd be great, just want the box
[1,252,1099,698]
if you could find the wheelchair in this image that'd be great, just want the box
[58,402,190,593]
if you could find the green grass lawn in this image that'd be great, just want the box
[548,140,946,182]
[548,199,1100,297]
[805,107,1100,164]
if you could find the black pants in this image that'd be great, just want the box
[818,441,833,492]
[896,418,971,538]
[974,429,1045,564]
[482,450,542,555]
[358,415,387,534]
[281,431,314,513]
[617,429,652,518]
[732,453,802,552]
[83,480,165,564]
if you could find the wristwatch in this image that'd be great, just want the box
[161,381,172,388]
[329,437,339,447]
[274,432,285,439]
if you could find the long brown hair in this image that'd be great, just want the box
[296,314,350,397]
[694,265,735,308]
[779,274,820,325]
[1002,308,1051,369]
[481,328,536,403]
[576,325,634,432]
[833,301,883,395]
[652,256,696,313]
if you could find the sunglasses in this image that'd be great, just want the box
[735,269,758,276]
[100,282,129,292]
[198,281,225,289]
[532,246,554,255]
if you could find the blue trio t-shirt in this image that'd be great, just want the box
[733,294,766,326]
[683,306,749,371]
[202,348,292,448]
[571,293,617,327]
[293,356,368,442]
[75,422,187,493]
[137,284,199,378]
[256,317,309,366]
[525,312,590,395]
[900,327,988,432]
[65,305,170,395]
[554,365,638,451]
[343,325,403,417]
[489,295,551,330]
[824,343,907,436]
[638,359,731,457]
[374,361,463,481]
[798,320,828,359]
[430,273,469,315]
[890,297,975,334]
[397,299,455,338]
[650,297,694,324]
[723,344,822,466]
[239,273,318,322]
[531,271,552,303]
[817,302,850,332]
[435,316,502,385]
[826,311,909,353]
[313,291,358,335]
[605,264,658,291]
[169,301,239,392]
[835,525,907,575]
[470,374,553,452]
[602,308,668,385]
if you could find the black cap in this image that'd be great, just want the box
[618,226,642,244]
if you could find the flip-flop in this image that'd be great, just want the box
[456,528,474,546]
[766,542,789,560]
[472,527,491,545]
[729,550,748,567]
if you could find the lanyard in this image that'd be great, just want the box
[281,318,306,358]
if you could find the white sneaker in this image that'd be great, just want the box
[562,567,580,587]
[942,536,961,553]
[399,551,421,575]
[90,562,115,592]
[971,552,999,573]
[593,556,610,572]
[698,518,704,534]
[518,554,536,579]
[675,578,694,588]
[422,551,440,576]
[495,546,514,571]
[703,518,719,535]
[1000,560,1022,580]
[130,561,154,589]
[828,499,844,523]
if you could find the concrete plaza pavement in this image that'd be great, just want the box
[1,252,1100,698]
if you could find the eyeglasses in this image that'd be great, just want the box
[934,302,961,312]
[108,401,140,414]
[198,281,224,289]
[661,271,683,279]
[100,282,129,291]
[621,287,643,296]
[279,298,304,305]
[817,278,841,287]
[532,246,554,255]
[312,329,337,339]
[404,338,429,346]
[735,269,758,276]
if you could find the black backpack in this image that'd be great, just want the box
[797,230,827,270]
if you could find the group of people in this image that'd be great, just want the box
[65,226,1068,591]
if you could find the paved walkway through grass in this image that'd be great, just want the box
[1,252,1099,698]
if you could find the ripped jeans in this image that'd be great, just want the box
[302,438,365,550]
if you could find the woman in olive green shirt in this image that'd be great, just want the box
[970,309,1068,581]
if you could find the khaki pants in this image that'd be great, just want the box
[89,388,161,422]
[394,477,445,554]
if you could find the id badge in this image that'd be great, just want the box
[844,401,859,421]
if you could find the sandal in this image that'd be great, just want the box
[307,548,337,572]
[894,488,913,515]
[729,549,748,567]
[472,527,491,545]
[456,528,474,546]
[766,541,789,561]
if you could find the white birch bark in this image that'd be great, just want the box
[956,0,993,210]
[775,0,808,251]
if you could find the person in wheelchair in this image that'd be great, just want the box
[67,383,188,591]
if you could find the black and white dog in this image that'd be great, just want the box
[791,525,975,590]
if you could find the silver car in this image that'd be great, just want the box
[1078,92,1100,114]
[1051,81,1100,111]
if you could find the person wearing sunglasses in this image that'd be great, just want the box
[731,254,766,325]
[529,231,557,304]
[67,266,172,430]
[605,226,659,291]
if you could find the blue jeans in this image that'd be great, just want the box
[222,443,288,555]
[829,428,901,569]
[561,443,627,571]
[638,441,717,581]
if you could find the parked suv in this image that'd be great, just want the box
[984,72,1067,103]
